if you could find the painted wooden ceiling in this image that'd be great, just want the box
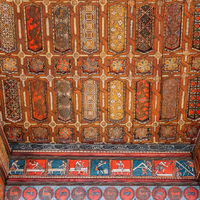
[0,0,199,147]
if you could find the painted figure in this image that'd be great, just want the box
[96,160,107,175]
[30,160,44,170]
[155,161,171,175]
[115,161,124,170]
[75,161,84,175]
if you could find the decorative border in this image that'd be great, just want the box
[9,143,194,153]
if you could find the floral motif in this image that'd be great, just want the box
[6,126,23,142]
[191,57,200,72]
[83,127,99,141]
[134,128,151,141]
[55,59,71,74]
[1,58,18,73]
[109,4,126,53]
[58,127,74,143]
[108,127,125,142]
[163,57,180,73]
[82,58,98,74]
[28,58,44,74]
[109,59,126,74]
[108,80,124,123]
[158,126,176,141]
[135,59,153,75]
[32,127,48,142]
[185,125,199,139]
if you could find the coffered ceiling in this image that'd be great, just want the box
[0,0,199,149]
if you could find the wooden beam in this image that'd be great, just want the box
[192,129,200,159]
[6,178,198,186]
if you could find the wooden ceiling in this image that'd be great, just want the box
[0,0,199,147]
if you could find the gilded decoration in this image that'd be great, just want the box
[162,57,181,73]
[108,4,126,54]
[1,58,18,74]
[108,80,125,123]
[135,59,153,75]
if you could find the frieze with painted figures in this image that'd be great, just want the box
[4,185,199,200]
[8,159,195,179]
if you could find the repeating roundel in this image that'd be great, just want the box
[136,186,151,200]
[120,187,134,200]
[184,187,198,200]
[152,187,166,200]
[7,186,22,200]
[71,187,86,200]
[168,187,182,200]
[104,187,118,200]
[23,187,37,200]
[55,187,70,200]
[87,187,102,200]
[39,187,54,200]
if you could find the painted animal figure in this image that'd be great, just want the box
[10,189,18,196]
[171,191,180,196]
[27,189,34,197]
[123,190,131,196]
[187,191,195,196]
[42,189,51,197]
[107,191,115,196]
[91,191,99,197]
[59,190,68,197]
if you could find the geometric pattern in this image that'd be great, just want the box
[162,57,181,73]
[160,78,179,121]
[165,3,182,50]
[56,80,73,122]
[81,58,98,74]
[32,127,48,142]
[109,59,126,74]
[158,125,176,141]
[80,5,99,54]
[82,127,99,141]
[185,125,199,139]
[57,127,74,143]
[0,0,199,147]
[135,59,153,75]
[108,4,126,54]
[82,80,99,123]
[5,126,23,142]
[137,5,153,53]
[1,58,18,74]
[192,3,200,50]
[52,5,71,53]
[187,77,200,121]
[108,127,125,142]
[28,58,45,74]
[0,3,16,53]
[133,128,151,142]
[2,78,22,122]
[55,58,71,74]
